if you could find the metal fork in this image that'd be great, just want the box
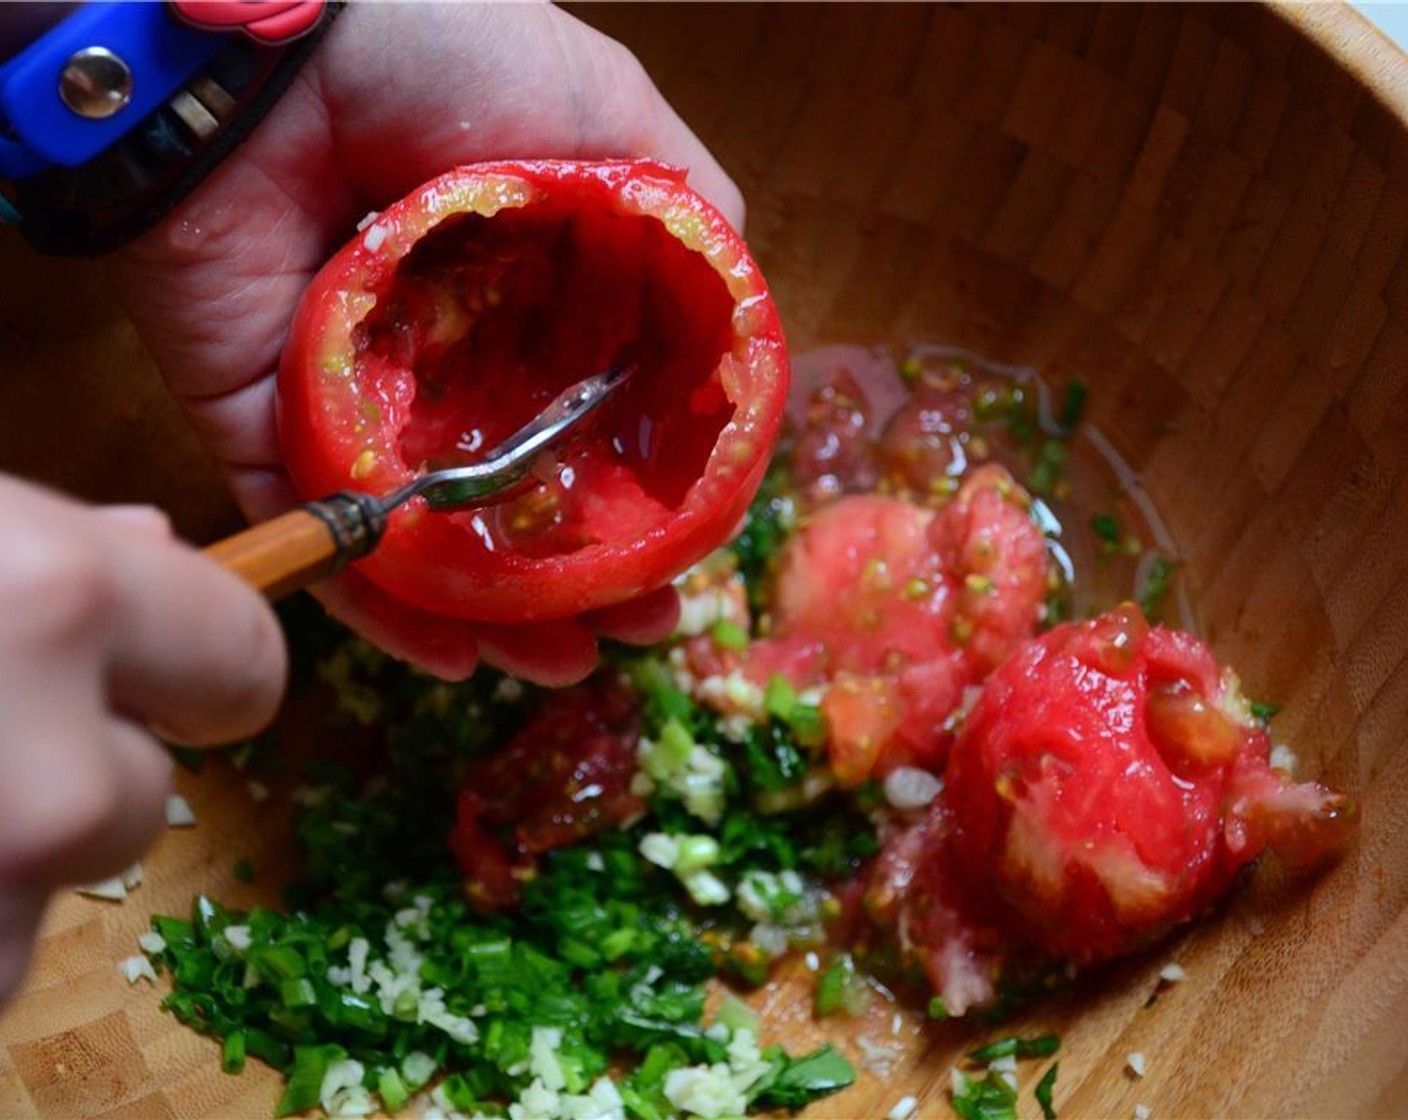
[204,365,631,600]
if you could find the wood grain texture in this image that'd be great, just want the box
[3,2,1408,1117]
[205,508,342,601]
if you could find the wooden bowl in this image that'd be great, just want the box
[4,3,1407,1116]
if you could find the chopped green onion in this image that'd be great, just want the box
[275,1044,345,1118]
[1059,378,1087,432]
[715,993,760,1037]
[712,620,749,650]
[967,1034,1060,1062]
[764,676,798,721]
[752,1044,856,1109]
[1036,1062,1059,1120]
[1137,554,1177,621]
[951,1068,1018,1120]
[1250,700,1281,725]
[221,1031,246,1075]
[814,954,871,1018]
[1091,514,1120,544]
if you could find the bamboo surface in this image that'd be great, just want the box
[4,3,1408,1117]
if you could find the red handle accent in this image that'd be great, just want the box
[169,1,325,46]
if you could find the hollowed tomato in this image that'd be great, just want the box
[278,161,787,623]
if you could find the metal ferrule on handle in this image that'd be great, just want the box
[202,491,388,601]
[301,491,389,566]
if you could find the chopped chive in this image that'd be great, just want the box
[1250,700,1281,725]
[711,620,749,650]
[967,1034,1061,1062]
[1091,514,1121,544]
[1036,1062,1059,1120]
[221,1031,246,1075]
[1059,378,1087,432]
[1137,555,1177,620]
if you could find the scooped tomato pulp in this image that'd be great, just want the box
[278,161,787,623]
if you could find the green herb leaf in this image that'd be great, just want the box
[967,1034,1060,1063]
[1059,378,1087,432]
[951,1069,1018,1120]
[1250,700,1281,725]
[275,1044,345,1118]
[751,1045,856,1109]
[1137,555,1177,621]
[1091,513,1121,544]
[711,620,750,651]
[1036,1062,1059,1120]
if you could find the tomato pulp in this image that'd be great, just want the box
[279,161,787,623]
[866,605,1357,1013]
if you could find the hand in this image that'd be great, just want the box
[113,3,739,685]
[0,478,284,1006]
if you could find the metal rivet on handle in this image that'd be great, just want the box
[59,47,133,119]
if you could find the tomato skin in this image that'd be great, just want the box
[942,607,1355,965]
[279,160,787,625]
[450,683,643,910]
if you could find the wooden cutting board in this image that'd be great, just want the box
[5,3,1408,1117]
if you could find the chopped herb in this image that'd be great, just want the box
[731,465,795,613]
[741,721,808,792]
[813,954,871,1018]
[712,619,750,651]
[928,995,950,1020]
[951,1068,1018,1120]
[232,858,254,884]
[1027,439,1068,497]
[1036,1062,1059,1120]
[967,1034,1060,1062]
[221,1031,246,1075]
[1059,378,1087,432]
[275,1044,345,1118]
[1250,700,1281,725]
[1091,514,1121,544]
[751,1044,856,1110]
[1137,555,1177,621]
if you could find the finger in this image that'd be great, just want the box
[0,887,45,1007]
[0,699,169,889]
[313,571,483,682]
[474,618,600,688]
[102,530,287,745]
[0,477,285,745]
[96,504,173,537]
[323,4,746,229]
[585,585,681,645]
[552,9,746,229]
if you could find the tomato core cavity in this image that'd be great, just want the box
[354,204,737,557]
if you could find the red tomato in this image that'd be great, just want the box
[279,160,787,625]
[450,684,643,910]
[783,467,1047,785]
[866,608,1356,1014]
[938,606,1356,967]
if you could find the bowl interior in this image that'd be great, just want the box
[3,3,1408,1117]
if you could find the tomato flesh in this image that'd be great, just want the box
[867,607,1357,1012]
[280,161,787,624]
[688,465,1049,785]
[450,683,644,911]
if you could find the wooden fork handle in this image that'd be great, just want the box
[204,492,388,601]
